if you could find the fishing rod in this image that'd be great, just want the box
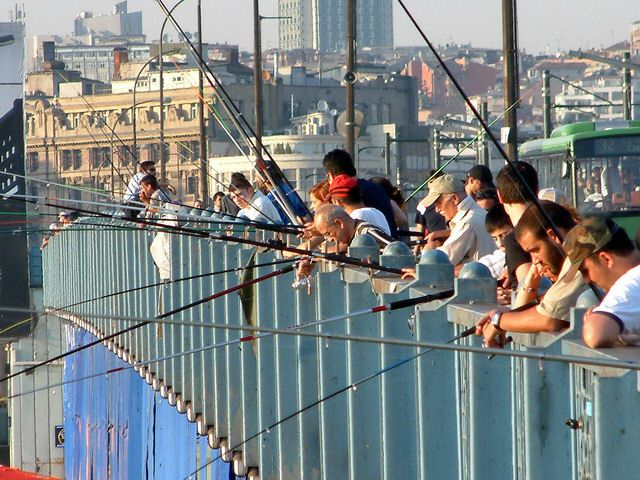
[1,170,302,232]
[6,192,406,275]
[396,0,604,303]
[5,192,303,236]
[157,61,299,226]
[396,0,564,243]
[0,257,297,341]
[2,290,454,401]
[13,303,638,373]
[0,263,298,386]
[45,59,295,225]
[405,78,543,201]
[155,0,311,224]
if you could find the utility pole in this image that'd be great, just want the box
[197,0,208,202]
[159,47,166,182]
[542,70,552,138]
[501,0,519,160]
[623,51,632,121]
[433,130,441,170]
[253,0,264,161]
[384,132,391,176]
[480,101,490,166]
[345,0,356,158]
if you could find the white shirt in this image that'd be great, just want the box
[124,172,145,201]
[593,264,640,344]
[478,249,506,278]
[237,190,283,224]
[350,207,391,235]
[437,195,495,266]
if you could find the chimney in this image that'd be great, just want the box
[228,47,239,65]
[42,41,65,71]
[113,47,129,80]
[43,41,55,63]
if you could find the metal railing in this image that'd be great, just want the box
[41,217,640,479]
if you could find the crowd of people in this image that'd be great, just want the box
[47,147,640,352]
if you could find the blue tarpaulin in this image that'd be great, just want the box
[63,326,239,480]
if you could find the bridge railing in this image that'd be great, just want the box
[42,217,640,479]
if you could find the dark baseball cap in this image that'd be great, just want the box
[467,165,493,184]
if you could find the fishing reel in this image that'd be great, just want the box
[343,71,357,84]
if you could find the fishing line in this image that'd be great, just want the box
[2,291,454,400]
[0,264,298,385]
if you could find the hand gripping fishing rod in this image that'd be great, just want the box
[186,318,476,479]
[2,290,454,402]
[0,263,298,386]
[154,0,312,224]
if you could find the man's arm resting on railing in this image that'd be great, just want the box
[476,307,569,348]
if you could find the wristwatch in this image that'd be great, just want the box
[490,311,504,331]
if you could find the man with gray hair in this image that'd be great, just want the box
[296,204,394,279]
[421,174,495,269]
[314,204,393,251]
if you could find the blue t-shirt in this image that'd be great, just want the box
[357,178,398,238]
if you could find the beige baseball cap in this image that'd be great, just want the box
[421,174,464,207]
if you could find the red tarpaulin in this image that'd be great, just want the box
[0,466,59,480]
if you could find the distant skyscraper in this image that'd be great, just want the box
[278,0,393,53]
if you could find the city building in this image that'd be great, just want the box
[25,72,418,205]
[73,1,142,40]
[278,0,393,53]
[402,57,498,121]
[554,76,640,123]
[632,20,640,57]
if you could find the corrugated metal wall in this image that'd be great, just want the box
[39,217,640,479]
[63,326,236,480]
[8,297,64,478]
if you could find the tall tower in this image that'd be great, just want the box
[278,0,393,53]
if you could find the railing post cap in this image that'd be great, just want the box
[419,249,451,265]
[458,261,492,279]
[350,233,379,248]
[576,288,601,308]
[382,241,413,257]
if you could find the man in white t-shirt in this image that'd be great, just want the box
[229,176,282,224]
[562,217,640,348]
[328,174,391,235]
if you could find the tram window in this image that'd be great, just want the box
[531,155,571,200]
[576,156,640,213]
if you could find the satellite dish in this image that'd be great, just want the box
[316,100,329,112]
[336,109,365,139]
[329,108,338,117]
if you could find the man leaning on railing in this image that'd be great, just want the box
[475,201,586,348]
[563,218,640,348]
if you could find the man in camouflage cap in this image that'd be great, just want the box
[563,217,640,348]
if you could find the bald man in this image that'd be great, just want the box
[314,204,393,251]
[297,204,394,278]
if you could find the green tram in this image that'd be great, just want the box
[519,120,640,236]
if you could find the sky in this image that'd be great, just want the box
[11,0,640,55]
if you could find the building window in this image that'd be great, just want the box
[28,152,39,172]
[186,176,198,195]
[92,147,110,168]
[61,150,72,170]
[72,149,82,170]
